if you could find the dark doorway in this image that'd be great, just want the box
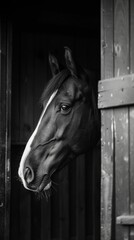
[10,4,100,240]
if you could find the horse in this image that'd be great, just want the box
[18,47,100,194]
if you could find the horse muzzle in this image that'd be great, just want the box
[23,166,52,192]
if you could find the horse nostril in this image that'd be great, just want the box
[24,167,34,184]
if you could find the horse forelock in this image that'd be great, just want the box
[40,69,70,106]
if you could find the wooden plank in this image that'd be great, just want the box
[98,74,134,108]
[114,108,129,239]
[114,0,130,239]
[98,74,134,91]
[101,0,114,80]
[117,215,134,225]
[98,85,134,108]
[129,108,134,239]
[114,0,129,76]
[101,110,114,240]
[129,1,134,238]
[100,0,114,240]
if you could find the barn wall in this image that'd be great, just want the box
[100,0,134,239]
[10,10,100,240]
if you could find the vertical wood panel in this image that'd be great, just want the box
[129,108,134,240]
[101,0,114,240]
[101,110,114,240]
[129,1,134,239]
[114,109,129,240]
[114,0,130,239]
[101,0,114,80]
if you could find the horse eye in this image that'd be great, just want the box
[60,104,71,114]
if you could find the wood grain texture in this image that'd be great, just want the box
[98,74,134,108]
[114,0,130,239]
[101,110,114,240]
[101,0,114,239]
[129,1,134,238]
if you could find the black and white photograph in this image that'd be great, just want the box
[0,1,134,240]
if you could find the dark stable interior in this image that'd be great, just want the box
[2,4,100,240]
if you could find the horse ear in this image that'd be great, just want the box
[49,54,60,76]
[65,47,77,76]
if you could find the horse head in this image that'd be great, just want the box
[18,47,100,193]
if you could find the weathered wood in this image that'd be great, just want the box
[114,108,129,239]
[100,0,114,240]
[98,74,134,108]
[117,215,134,225]
[114,0,130,239]
[129,1,134,238]
[101,0,114,80]
[99,86,134,108]
[99,74,134,91]
[100,1,134,240]
[129,108,134,239]
[101,110,114,240]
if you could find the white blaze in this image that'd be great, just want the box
[18,90,58,189]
